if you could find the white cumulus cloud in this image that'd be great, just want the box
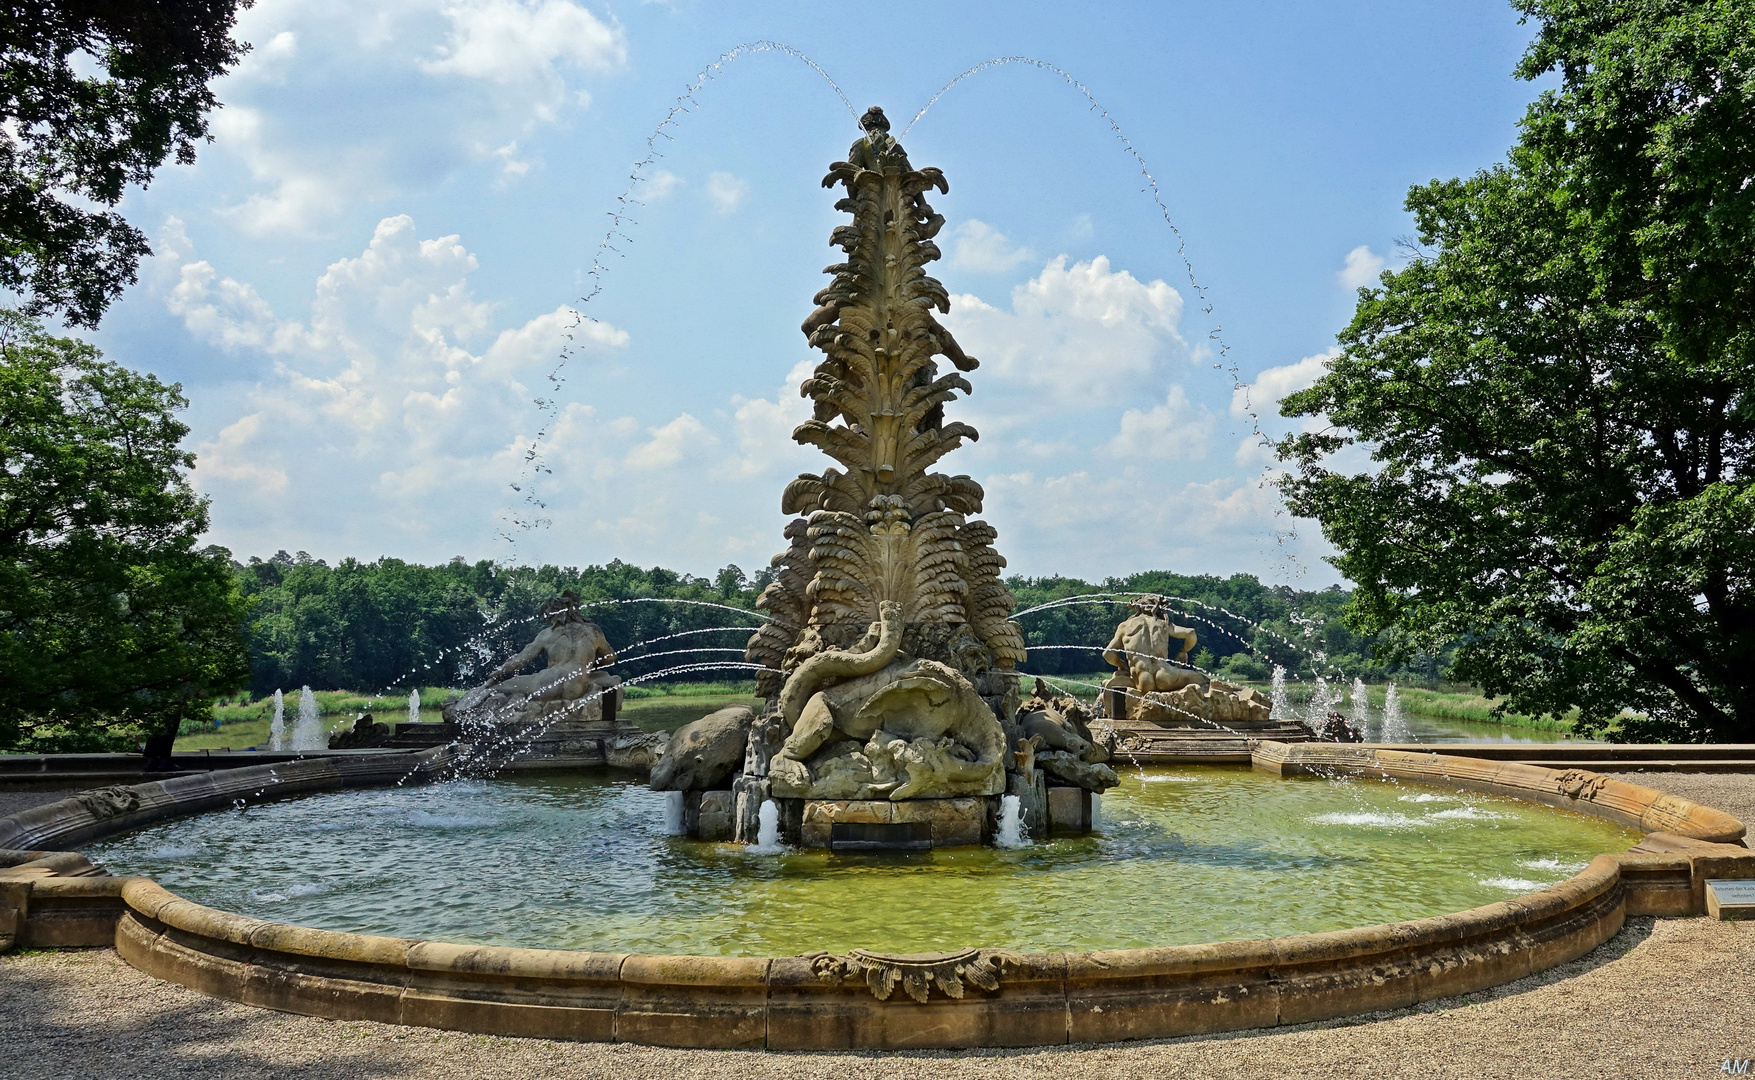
[627,413,716,470]
[947,220,1032,274]
[1232,347,1337,420]
[944,254,1186,407]
[1106,385,1214,461]
[421,0,623,90]
[208,0,626,236]
[155,214,831,569]
[642,170,683,201]
[704,172,748,214]
[1338,245,1386,289]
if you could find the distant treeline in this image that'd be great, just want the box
[234,552,1444,697]
[1003,572,1443,683]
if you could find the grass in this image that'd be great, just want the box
[179,686,462,751]
[621,693,761,734]
[1020,670,1579,734]
[176,682,761,749]
[1008,672,1110,696]
[208,687,461,726]
[174,671,1582,750]
[621,680,755,700]
[1240,678,1577,733]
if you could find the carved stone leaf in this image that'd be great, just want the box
[867,965,899,1001]
[958,955,1004,992]
[754,120,1025,695]
[901,969,931,1004]
[75,785,140,820]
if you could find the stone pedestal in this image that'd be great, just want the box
[1103,675,1134,722]
[684,790,735,841]
[732,775,772,844]
[482,719,663,772]
[798,798,987,849]
[1047,786,1095,833]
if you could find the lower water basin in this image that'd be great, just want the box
[87,766,1639,956]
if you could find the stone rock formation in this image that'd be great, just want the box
[1132,681,1272,728]
[740,106,1025,803]
[328,713,390,749]
[1012,678,1117,794]
[648,706,755,791]
[1313,711,1364,743]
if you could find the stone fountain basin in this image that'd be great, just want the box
[1,743,1748,1050]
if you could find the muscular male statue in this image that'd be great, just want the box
[1102,597,1205,693]
[454,592,623,722]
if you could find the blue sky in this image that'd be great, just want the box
[81,0,1547,584]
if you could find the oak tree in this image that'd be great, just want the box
[1279,0,1755,742]
[1,1,250,327]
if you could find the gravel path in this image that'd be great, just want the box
[1,917,1749,1080]
[0,788,76,821]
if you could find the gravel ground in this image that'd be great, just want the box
[0,788,75,821]
[2,770,1750,1078]
[1,917,1749,1080]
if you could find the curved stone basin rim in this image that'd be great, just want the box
[2,742,1749,1050]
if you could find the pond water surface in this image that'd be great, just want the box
[89,767,1637,957]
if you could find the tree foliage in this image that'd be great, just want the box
[0,311,249,752]
[1004,571,1430,684]
[230,556,1414,698]
[1278,0,1755,742]
[234,556,775,697]
[0,1,250,327]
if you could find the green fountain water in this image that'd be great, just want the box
[87,767,1637,957]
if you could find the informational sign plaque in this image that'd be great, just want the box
[1704,879,1755,920]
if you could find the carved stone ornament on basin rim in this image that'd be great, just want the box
[807,947,1023,1002]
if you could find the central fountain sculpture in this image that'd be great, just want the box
[651,106,1116,848]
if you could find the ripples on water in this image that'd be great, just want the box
[87,768,1638,956]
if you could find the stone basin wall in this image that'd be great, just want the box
[1,743,1749,1050]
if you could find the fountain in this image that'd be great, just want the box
[6,98,1749,1057]
[645,106,1112,848]
[1350,677,1372,730]
[289,686,323,752]
[1270,664,1290,719]
[1383,680,1410,742]
[269,689,285,751]
[750,799,785,854]
[407,688,421,727]
[993,793,1027,848]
